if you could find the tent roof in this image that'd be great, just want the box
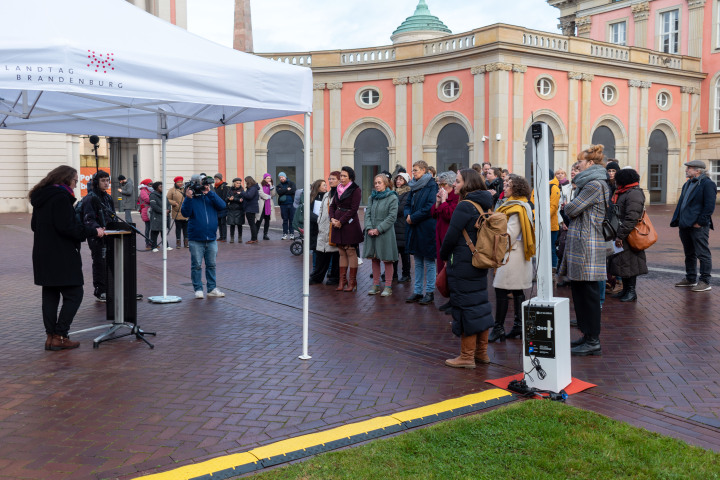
[0,0,312,139]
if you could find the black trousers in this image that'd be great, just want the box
[246,212,258,241]
[571,280,601,338]
[42,285,83,337]
[174,220,188,241]
[256,213,271,237]
[217,215,227,240]
[87,237,107,296]
[312,250,340,282]
[679,226,713,283]
[230,224,243,240]
[393,247,411,277]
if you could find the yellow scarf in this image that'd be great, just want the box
[497,196,535,261]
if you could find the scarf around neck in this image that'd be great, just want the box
[409,173,432,191]
[612,182,639,203]
[496,196,535,261]
[336,180,352,197]
[370,188,397,200]
[573,164,608,191]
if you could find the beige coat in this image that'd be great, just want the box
[315,191,338,253]
[166,187,188,221]
[258,188,277,222]
[492,214,533,290]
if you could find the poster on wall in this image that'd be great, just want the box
[79,167,111,197]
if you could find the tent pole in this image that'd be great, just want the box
[148,112,181,304]
[299,112,311,360]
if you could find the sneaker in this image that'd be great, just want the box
[357,258,364,265]
[289,234,295,240]
[418,292,434,305]
[194,290,204,299]
[207,288,225,297]
[282,234,288,240]
[263,235,270,240]
[167,247,173,251]
[152,248,159,252]
[692,280,712,292]
[406,293,423,303]
[368,285,382,296]
[675,278,698,287]
[136,293,143,301]
[95,293,106,303]
[380,286,392,297]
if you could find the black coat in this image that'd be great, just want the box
[404,178,438,259]
[394,187,410,249]
[215,182,229,216]
[226,186,246,225]
[31,186,97,287]
[439,190,495,337]
[608,186,648,278]
[240,184,260,214]
[329,182,363,245]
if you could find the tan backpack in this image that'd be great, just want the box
[461,200,511,269]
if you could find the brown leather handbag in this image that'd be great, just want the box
[436,264,450,298]
[627,208,658,251]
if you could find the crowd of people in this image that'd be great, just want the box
[29,150,716,352]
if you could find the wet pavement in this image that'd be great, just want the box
[0,204,719,479]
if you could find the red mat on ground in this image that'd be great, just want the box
[486,373,596,395]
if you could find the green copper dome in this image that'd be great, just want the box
[392,0,451,36]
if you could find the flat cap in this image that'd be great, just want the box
[684,160,706,169]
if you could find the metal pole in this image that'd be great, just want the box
[532,122,553,300]
[299,112,312,360]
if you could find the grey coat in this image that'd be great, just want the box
[149,190,169,231]
[558,179,610,281]
[118,178,134,210]
[316,189,338,253]
[608,186,648,278]
[363,192,399,261]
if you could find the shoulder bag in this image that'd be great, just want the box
[626,208,658,251]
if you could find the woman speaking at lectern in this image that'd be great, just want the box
[30,165,105,351]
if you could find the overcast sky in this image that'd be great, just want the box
[187,0,560,52]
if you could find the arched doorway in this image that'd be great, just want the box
[354,128,389,204]
[524,126,554,185]
[648,129,668,204]
[591,126,616,160]
[436,123,469,173]
[267,130,304,188]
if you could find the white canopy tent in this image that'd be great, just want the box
[0,0,314,357]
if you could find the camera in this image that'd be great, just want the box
[185,176,213,196]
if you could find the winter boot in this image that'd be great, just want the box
[619,276,637,302]
[344,267,358,292]
[611,279,629,298]
[489,289,509,343]
[336,267,348,292]
[229,234,234,244]
[505,292,525,339]
[571,336,601,356]
[445,334,477,369]
[474,329,491,364]
[176,239,181,249]
[49,334,80,351]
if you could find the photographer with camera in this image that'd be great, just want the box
[181,174,227,299]
[80,170,114,302]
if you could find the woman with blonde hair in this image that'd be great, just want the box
[364,174,399,297]
[558,145,610,356]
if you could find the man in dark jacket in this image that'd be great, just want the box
[182,175,227,299]
[671,160,717,292]
[276,172,297,240]
[81,170,115,302]
[213,173,229,242]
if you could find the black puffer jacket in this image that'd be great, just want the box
[394,186,410,249]
[31,186,97,287]
[439,189,495,337]
[226,186,245,225]
[608,186,648,278]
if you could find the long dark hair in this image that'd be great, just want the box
[245,176,257,188]
[457,168,486,199]
[28,165,77,200]
[310,179,325,201]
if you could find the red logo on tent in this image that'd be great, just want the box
[86,50,115,74]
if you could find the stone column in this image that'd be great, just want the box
[471,66,486,166]
[224,124,238,181]
[137,139,160,181]
[312,83,326,179]
[512,65,527,174]
[409,75,425,164]
[632,2,650,48]
[487,63,512,170]
[243,122,255,179]
[394,77,408,170]
[327,82,343,172]
[688,1,706,58]
[567,72,582,164]
[581,74,594,148]
[637,81,652,187]
[558,15,576,37]
[576,16,591,39]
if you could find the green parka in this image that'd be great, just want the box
[363,190,399,262]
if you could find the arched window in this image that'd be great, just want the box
[267,130,304,189]
[437,123,469,173]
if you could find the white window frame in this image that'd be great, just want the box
[710,160,720,190]
[355,86,382,109]
[437,76,463,103]
[717,0,720,49]
[658,8,680,54]
[656,89,672,111]
[534,75,556,100]
[600,83,618,106]
[609,20,627,46]
[716,78,720,132]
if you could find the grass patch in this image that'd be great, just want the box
[247,400,720,480]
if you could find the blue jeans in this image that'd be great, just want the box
[189,240,218,292]
[280,204,295,235]
[679,226,712,283]
[598,280,605,308]
[413,255,436,295]
[550,230,559,268]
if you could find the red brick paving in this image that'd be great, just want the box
[0,204,718,479]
